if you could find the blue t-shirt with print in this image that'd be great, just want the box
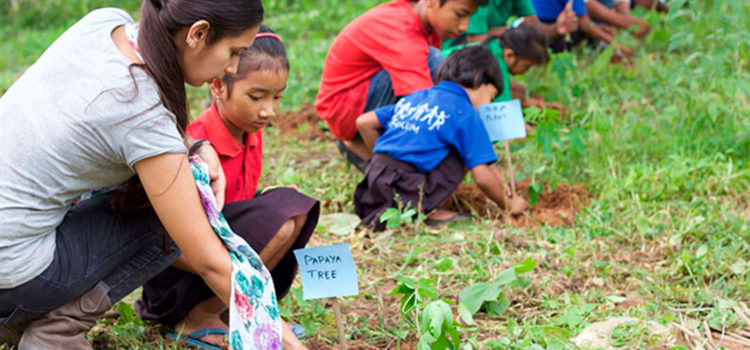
[532,0,586,23]
[373,81,497,173]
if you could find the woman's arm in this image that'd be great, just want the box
[355,111,383,158]
[135,153,232,305]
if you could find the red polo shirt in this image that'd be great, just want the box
[314,0,442,141]
[187,100,263,203]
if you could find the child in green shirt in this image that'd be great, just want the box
[444,24,550,104]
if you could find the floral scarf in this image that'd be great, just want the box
[190,157,282,349]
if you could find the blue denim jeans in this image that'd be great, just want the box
[362,46,445,113]
[0,193,179,324]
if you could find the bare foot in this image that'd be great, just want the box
[174,297,228,347]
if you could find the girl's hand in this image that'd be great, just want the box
[193,143,227,210]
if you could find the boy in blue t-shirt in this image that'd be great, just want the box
[354,46,527,231]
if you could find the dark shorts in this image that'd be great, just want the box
[0,193,179,325]
[354,152,464,231]
[136,188,320,327]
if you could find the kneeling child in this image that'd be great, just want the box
[354,46,527,231]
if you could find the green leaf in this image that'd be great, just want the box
[485,297,510,316]
[512,257,538,274]
[492,268,517,288]
[558,306,583,329]
[421,300,453,339]
[459,282,491,314]
[436,257,455,272]
[319,213,361,236]
[457,303,476,325]
[528,183,543,206]
[416,278,439,301]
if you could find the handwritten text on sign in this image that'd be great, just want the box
[479,99,526,142]
[293,244,359,300]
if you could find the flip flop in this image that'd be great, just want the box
[424,213,472,227]
[336,140,366,173]
[291,323,306,338]
[165,328,228,350]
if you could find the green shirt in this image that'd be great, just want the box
[443,0,536,50]
[441,39,512,103]
[467,0,537,35]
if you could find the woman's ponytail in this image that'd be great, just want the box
[139,0,189,132]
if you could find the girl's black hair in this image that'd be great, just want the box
[222,25,289,98]
[436,45,503,94]
[485,24,549,64]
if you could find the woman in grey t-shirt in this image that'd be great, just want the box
[0,1,304,349]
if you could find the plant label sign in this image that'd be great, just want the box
[479,99,527,142]
[293,244,359,300]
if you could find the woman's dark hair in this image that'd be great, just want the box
[486,24,549,64]
[222,25,289,98]
[113,0,263,211]
[140,0,264,130]
[436,45,503,94]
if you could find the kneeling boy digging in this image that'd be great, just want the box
[354,46,527,231]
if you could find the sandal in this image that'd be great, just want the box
[165,328,227,350]
[336,140,366,173]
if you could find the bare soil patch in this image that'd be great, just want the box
[272,103,333,141]
[440,179,591,228]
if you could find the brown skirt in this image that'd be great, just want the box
[354,152,464,231]
[136,188,320,327]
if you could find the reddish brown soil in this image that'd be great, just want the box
[306,338,419,350]
[440,179,591,228]
[272,103,333,141]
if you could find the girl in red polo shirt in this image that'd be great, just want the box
[137,26,317,350]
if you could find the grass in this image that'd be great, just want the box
[2,0,749,349]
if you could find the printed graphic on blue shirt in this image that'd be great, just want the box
[373,81,498,173]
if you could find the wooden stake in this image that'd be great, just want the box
[504,141,517,196]
[332,298,347,350]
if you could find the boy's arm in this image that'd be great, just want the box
[467,27,505,43]
[355,111,383,158]
[578,14,615,43]
[471,164,527,214]
[526,5,578,40]
[585,0,647,32]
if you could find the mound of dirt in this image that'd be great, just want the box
[440,179,591,228]
[272,103,333,141]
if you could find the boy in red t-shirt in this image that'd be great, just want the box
[315,0,489,171]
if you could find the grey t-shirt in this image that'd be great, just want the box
[0,8,186,288]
